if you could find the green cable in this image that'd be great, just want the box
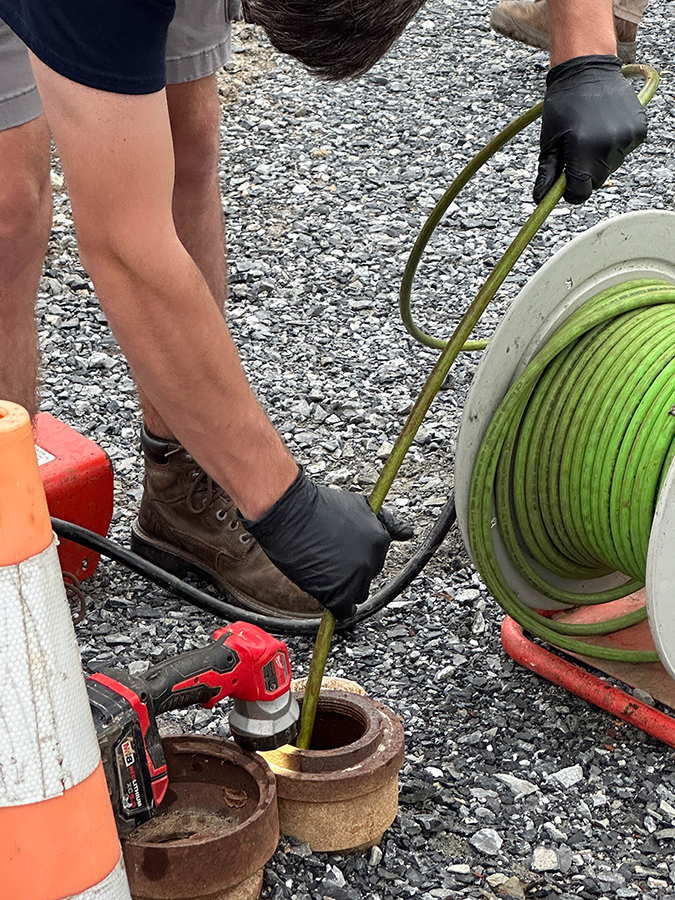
[299,66,660,747]
[378,65,660,666]
[398,64,659,353]
[373,64,658,513]
[398,101,544,352]
[468,281,675,662]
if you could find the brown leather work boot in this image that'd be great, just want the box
[489,0,639,65]
[131,427,322,619]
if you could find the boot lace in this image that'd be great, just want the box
[166,446,252,545]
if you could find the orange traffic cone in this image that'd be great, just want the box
[0,402,131,900]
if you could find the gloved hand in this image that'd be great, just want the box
[533,55,647,205]
[243,469,408,620]
[376,505,414,542]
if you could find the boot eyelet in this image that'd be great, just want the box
[239,534,252,545]
[190,470,199,479]
[227,520,239,531]
[216,509,227,521]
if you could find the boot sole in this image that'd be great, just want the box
[130,521,323,622]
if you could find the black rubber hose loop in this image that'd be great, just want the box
[52,496,455,636]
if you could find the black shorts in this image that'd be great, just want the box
[0,0,177,94]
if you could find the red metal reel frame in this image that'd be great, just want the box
[501,616,675,748]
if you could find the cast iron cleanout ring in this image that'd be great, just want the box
[122,735,278,900]
[263,690,405,852]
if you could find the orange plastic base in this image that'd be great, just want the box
[1,762,121,900]
[501,593,675,748]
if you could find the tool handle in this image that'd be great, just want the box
[144,634,240,715]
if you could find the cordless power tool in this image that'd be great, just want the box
[87,621,299,836]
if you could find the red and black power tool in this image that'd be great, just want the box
[87,621,299,836]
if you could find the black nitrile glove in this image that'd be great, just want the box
[534,55,647,205]
[377,505,414,542]
[244,469,406,620]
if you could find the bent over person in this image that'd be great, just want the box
[0,0,647,620]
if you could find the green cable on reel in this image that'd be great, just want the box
[385,65,663,667]
[373,63,659,511]
[468,279,675,663]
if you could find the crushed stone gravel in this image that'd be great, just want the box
[38,1,675,897]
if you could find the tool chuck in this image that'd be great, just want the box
[229,692,300,751]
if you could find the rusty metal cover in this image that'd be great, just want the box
[122,735,278,900]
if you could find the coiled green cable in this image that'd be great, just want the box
[379,65,662,666]
[380,64,659,513]
[468,280,675,662]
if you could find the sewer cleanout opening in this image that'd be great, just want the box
[297,698,369,750]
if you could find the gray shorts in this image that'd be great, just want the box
[0,0,233,132]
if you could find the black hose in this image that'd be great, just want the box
[51,494,455,636]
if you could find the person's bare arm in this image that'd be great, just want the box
[29,54,297,520]
[28,55,401,617]
[548,0,616,65]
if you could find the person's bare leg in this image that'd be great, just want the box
[139,73,225,439]
[0,115,51,417]
[168,75,226,309]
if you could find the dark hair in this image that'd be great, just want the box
[241,0,429,80]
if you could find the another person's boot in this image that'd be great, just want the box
[131,426,322,618]
[489,0,640,65]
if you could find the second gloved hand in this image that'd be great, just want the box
[533,55,647,205]
[243,469,398,620]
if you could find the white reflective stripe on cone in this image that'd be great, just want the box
[69,857,132,900]
[0,539,100,806]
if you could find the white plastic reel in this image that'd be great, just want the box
[453,211,675,676]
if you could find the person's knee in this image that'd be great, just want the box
[76,205,183,293]
[168,78,221,192]
[0,171,51,248]
[0,118,51,253]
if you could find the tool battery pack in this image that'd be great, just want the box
[35,412,114,581]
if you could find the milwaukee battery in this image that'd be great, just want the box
[35,412,114,580]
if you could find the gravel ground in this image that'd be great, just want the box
[39,1,675,897]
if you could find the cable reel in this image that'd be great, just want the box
[454,210,675,675]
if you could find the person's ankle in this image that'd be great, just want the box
[142,420,176,443]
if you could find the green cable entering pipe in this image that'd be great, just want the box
[297,65,660,747]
